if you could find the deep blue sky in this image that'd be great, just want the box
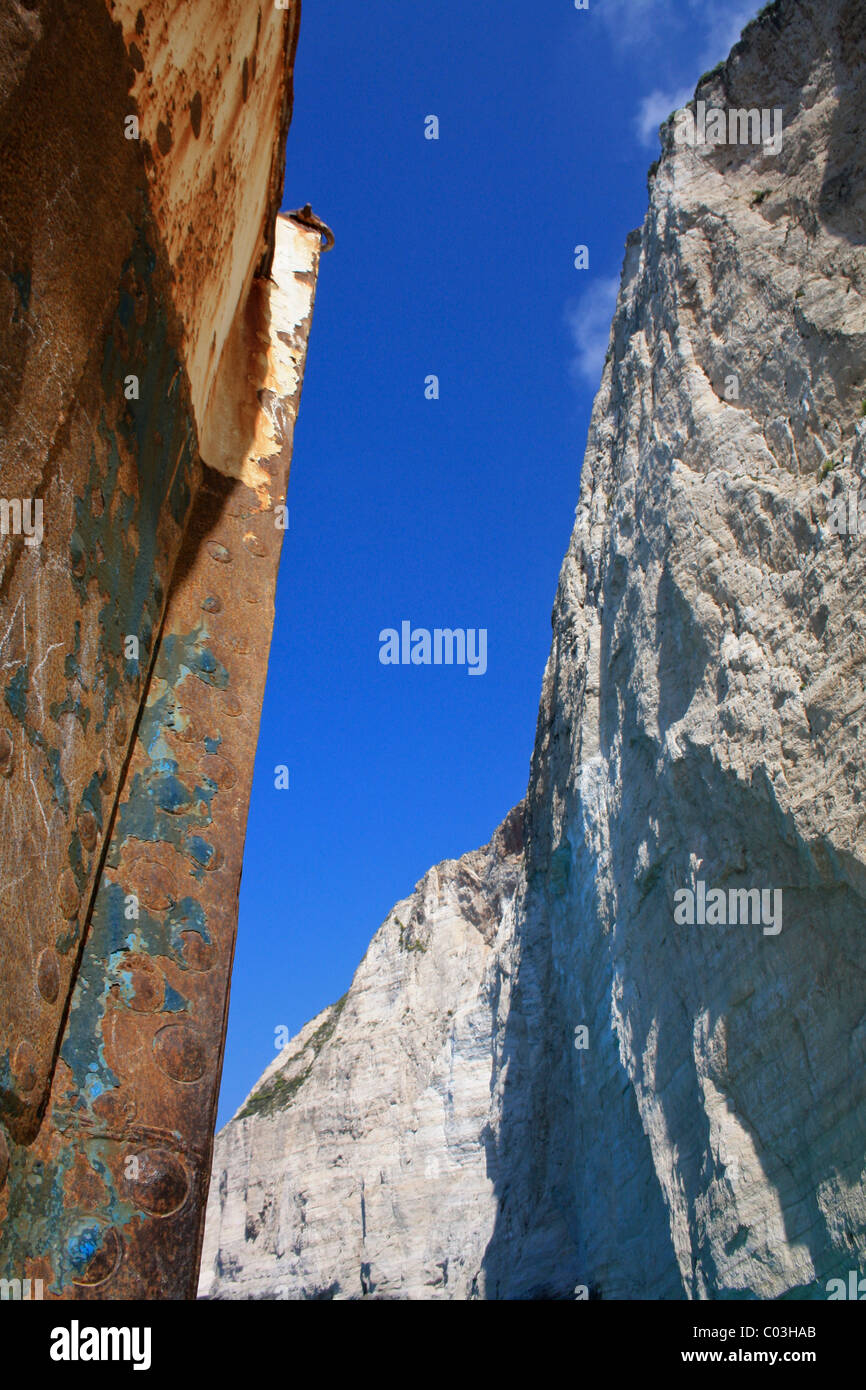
[217,0,762,1126]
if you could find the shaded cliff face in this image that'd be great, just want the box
[203,0,866,1301]
[484,0,866,1301]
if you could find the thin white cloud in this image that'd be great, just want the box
[635,86,692,146]
[594,0,672,49]
[566,276,621,389]
[622,0,764,148]
[598,0,762,55]
[699,2,765,69]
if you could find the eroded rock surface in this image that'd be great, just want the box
[200,810,523,1300]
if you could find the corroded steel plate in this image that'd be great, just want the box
[0,215,321,1298]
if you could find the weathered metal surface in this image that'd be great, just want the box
[0,0,319,1299]
[108,0,300,466]
[0,0,205,1139]
[0,217,321,1298]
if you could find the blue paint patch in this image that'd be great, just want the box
[4,662,29,724]
[167,897,210,945]
[163,983,189,1013]
[151,771,192,814]
[45,747,71,816]
[80,772,105,822]
[10,266,31,320]
[67,1225,100,1272]
[64,621,84,684]
[186,835,215,867]
[67,832,85,887]
[50,691,92,731]
[5,661,71,814]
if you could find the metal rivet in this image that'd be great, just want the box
[243,532,266,557]
[180,931,215,973]
[223,693,241,718]
[77,809,98,853]
[217,632,249,656]
[57,869,80,919]
[201,754,237,790]
[0,730,12,777]
[69,1222,123,1287]
[201,595,222,613]
[132,859,177,912]
[114,711,128,746]
[98,750,113,794]
[36,948,60,1003]
[123,1147,189,1217]
[92,1089,136,1129]
[152,1024,206,1083]
[12,1040,37,1092]
[206,541,231,564]
[118,955,164,1013]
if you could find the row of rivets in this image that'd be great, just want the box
[53,494,278,1281]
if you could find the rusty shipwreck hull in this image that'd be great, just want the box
[0,0,322,1297]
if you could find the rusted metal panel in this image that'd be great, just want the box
[0,0,299,1138]
[0,0,318,1298]
[0,217,321,1297]
[0,0,205,1139]
[108,0,301,468]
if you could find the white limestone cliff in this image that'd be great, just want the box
[199,809,523,1299]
